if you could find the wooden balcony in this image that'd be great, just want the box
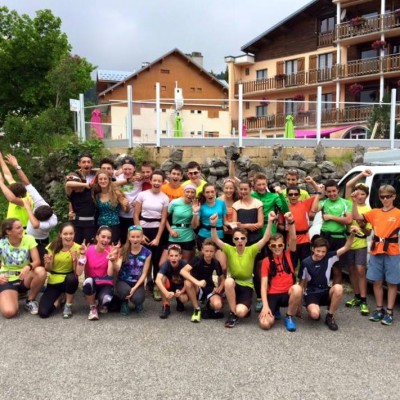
[318,31,334,48]
[337,54,400,78]
[336,12,400,42]
[237,54,400,95]
[236,105,379,131]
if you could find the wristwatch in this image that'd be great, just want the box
[16,165,22,170]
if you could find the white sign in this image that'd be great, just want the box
[69,99,80,112]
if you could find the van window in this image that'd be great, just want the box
[338,172,366,199]
[371,174,400,208]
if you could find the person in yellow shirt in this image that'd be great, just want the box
[181,161,206,196]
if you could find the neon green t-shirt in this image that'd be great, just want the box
[282,188,310,202]
[222,243,259,288]
[6,194,34,228]
[349,203,372,250]
[181,179,207,196]
[320,197,352,236]
[46,243,80,285]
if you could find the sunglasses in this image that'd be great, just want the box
[269,243,285,249]
[188,171,199,176]
[287,193,299,197]
[128,225,142,231]
[379,194,394,200]
[168,244,182,251]
[233,236,246,241]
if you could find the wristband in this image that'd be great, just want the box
[192,212,199,216]
[316,192,322,195]
[288,221,295,225]
[211,226,216,228]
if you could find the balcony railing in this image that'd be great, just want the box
[336,12,400,41]
[238,105,378,131]
[237,54,400,95]
[318,31,334,47]
[337,54,400,78]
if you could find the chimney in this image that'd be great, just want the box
[189,51,203,67]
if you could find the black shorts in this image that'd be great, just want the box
[0,280,28,293]
[304,289,331,307]
[235,284,253,309]
[198,285,216,301]
[168,240,196,252]
[267,292,290,315]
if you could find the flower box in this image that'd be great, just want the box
[371,40,387,50]
[349,83,364,95]
[293,94,305,101]
[246,116,257,122]
[275,74,287,80]
[350,16,367,26]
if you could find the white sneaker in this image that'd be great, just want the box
[88,306,99,321]
[25,300,39,315]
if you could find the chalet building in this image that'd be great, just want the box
[225,0,400,138]
[98,49,229,142]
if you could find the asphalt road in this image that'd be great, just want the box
[1,291,399,400]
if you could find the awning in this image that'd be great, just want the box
[295,125,367,139]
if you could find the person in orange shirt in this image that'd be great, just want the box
[352,184,400,326]
[278,185,321,271]
[161,164,184,202]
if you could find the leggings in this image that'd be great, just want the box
[82,278,114,306]
[115,281,145,306]
[142,227,167,281]
[38,273,79,318]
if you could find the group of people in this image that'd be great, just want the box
[0,152,399,333]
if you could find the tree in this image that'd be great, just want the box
[0,7,95,153]
[0,7,70,122]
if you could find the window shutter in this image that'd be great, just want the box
[276,61,284,75]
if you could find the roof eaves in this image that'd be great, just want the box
[240,0,318,52]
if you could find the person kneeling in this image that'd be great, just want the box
[180,239,225,323]
[259,212,302,332]
[156,244,189,319]
[300,227,358,331]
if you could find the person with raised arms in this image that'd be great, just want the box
[209,211,274,328]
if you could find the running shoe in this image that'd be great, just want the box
[284,315,297,332]
[191,308,201,323]
[325,314,338,331]
[120,301,130,316]
[274,309,282,320]
[359,302,370,316]
[62,304,73,319]
[176,299,185,312]
[369,309,385,322]
[381,312,393,326]
[153,286,162,301]
[255,298,263,313]
[159,304,171,319]
[224,312,239,328]
[88,306,99,321]
[345,297,361,308]
[135,304,144,314]
[25,300,39,315]
[99,305,109,314]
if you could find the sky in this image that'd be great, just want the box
[3,0,312,74]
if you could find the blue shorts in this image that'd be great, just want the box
[367,254,400,284]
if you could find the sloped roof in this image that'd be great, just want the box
[241,0,318,53]
[97,69,134,82]
[98,48,227,97]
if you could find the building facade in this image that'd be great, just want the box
[98,49,229,142]
[226,0,400,138]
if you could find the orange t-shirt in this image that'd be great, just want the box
[288,197,315,244]
[161,183,184,202]
[364,207,400,255]
[261,250,295,294]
